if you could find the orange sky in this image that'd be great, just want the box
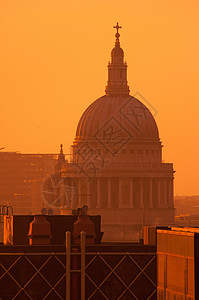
[0,0,199,196]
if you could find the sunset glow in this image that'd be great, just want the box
[1,0,199,195]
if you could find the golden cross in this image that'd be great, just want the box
[114,22,122,34]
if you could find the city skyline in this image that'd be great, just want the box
[1,0,199,196]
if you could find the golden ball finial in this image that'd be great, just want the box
[60,144,63,153]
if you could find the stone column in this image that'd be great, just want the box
[96,178,100,208]
[119,178,122,208]
[168,178,173,208]
[69,179,74,209]
[164,180,167,207]
[171,178,174,207]
[168,178,171,207]
[107,178,111,208]
[129,179,134,208]
[140,179,144,208]
[157,179,161,208]
[77,179,81,207]
[149,178,153,208]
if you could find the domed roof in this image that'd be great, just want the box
[75,23,159,144]
[111,45,124,55]
[75,95,159,141]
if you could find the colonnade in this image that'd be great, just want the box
[75,177,173,209]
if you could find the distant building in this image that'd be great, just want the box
[175,214,199,226]
[59,24,175,242]
[0,152,57,214]
[175,195,199,215]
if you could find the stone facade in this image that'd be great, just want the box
[60,24,175,242]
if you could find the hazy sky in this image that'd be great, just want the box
[1,0,199,196]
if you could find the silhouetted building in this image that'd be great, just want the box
[0,219,157,299]
[0,152,57,214]
[59,23,175,242]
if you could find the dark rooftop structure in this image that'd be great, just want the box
[0,214,157,300]
[157,227,199,300]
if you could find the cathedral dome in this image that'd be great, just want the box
[75,95,159,141]
[66,24,174,243]
[74,23,159,145]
